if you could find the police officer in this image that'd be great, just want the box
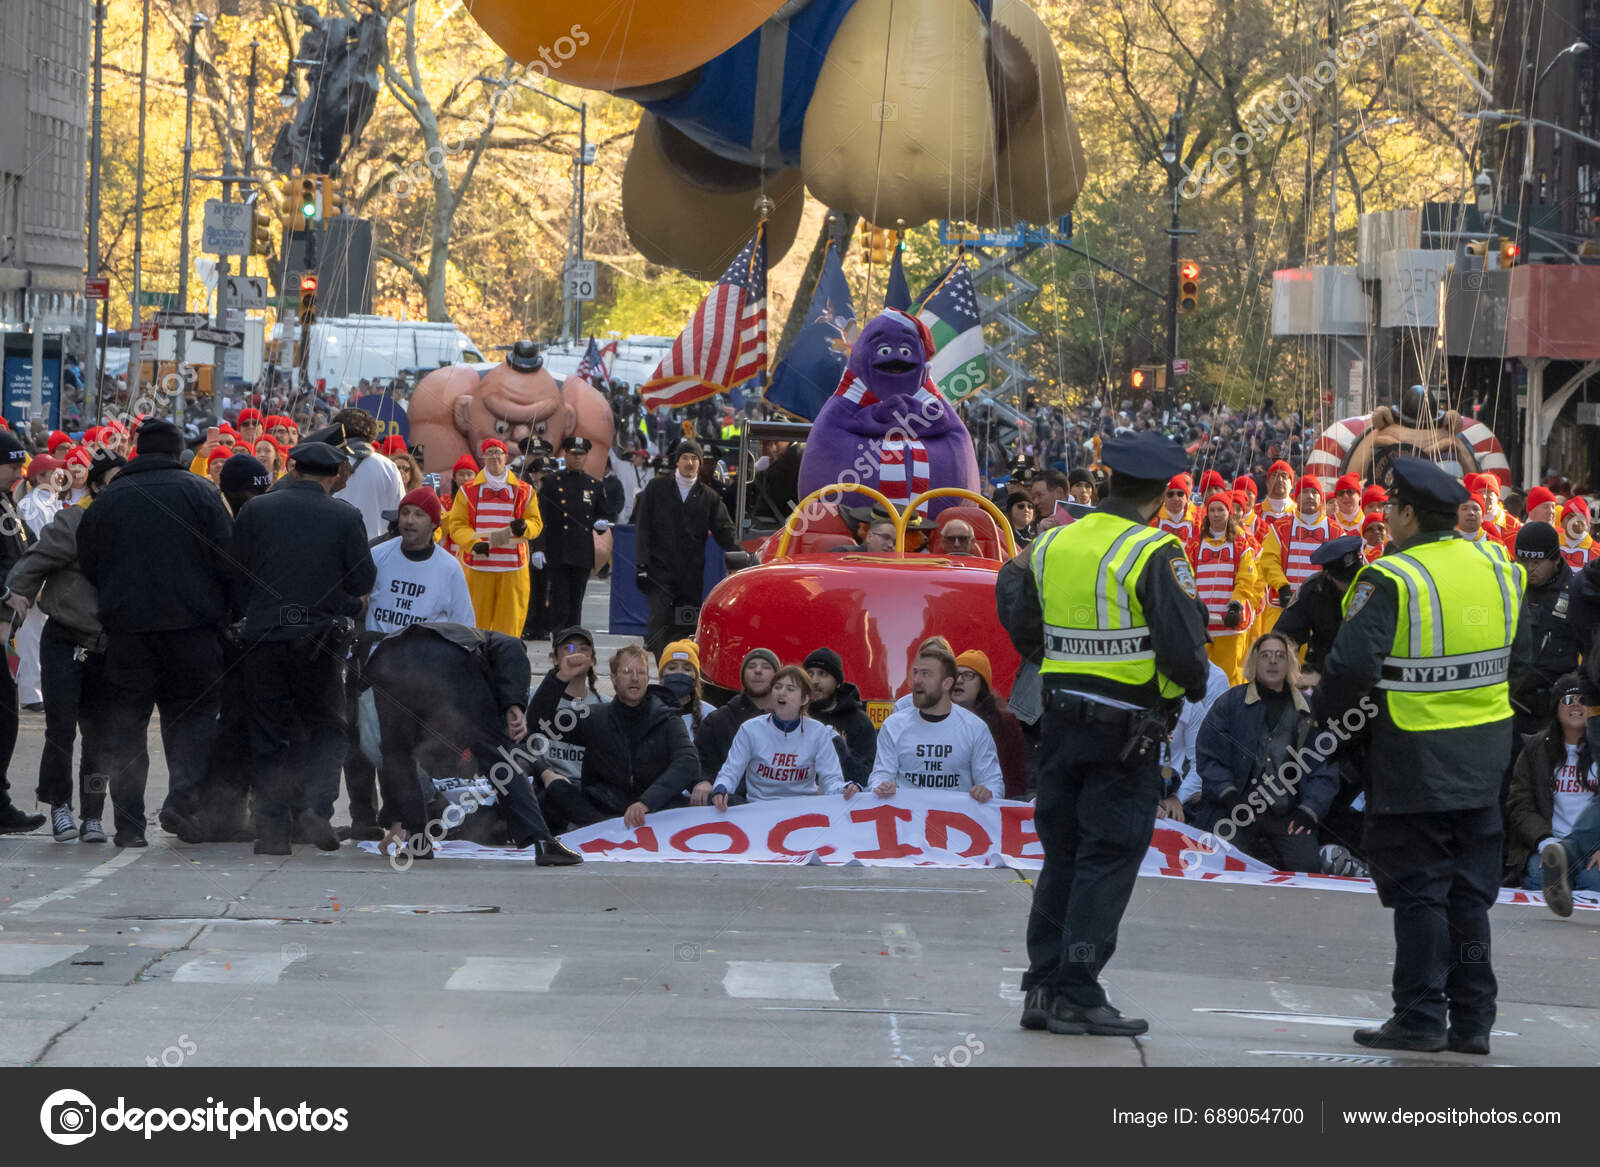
[537,435,613,638]
[231,441,377,855]
[518,439,556,640]
[1315,457,1529,1055]
[999,430,1211,1036]
[1275,534,1366,681]
[1509,522,1580,741]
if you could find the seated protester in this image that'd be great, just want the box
[941,518,978,556]
[870,637,1004,803]
[697,648,777,780]
[950,649,1029,799]
[533,643,698,831]
[659,639,715,743]
[1162,660,1231,827]
[1194,630,1339,873]
[532,626,605,789]
[803,647,877,787]
[361,622,582,864]
[711,666,848,807]
[1508,674,1600,896]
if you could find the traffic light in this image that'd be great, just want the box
[1179,260,1200,312]
[1500,239,1520,267]
[297,273,318,328]
[1465,239,1489,260]
[293,175,321,229]
[1131,368,1146,390]
[249,201,274,256]
[321,178,345,220]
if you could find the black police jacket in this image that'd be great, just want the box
[1274,570,1346,671]
[230,478,377,641]
[539,467,613,571]
[1315,529,1533,814]
[78,454,235,634]
[1511,560,1581,720]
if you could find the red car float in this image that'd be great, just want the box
[695,485,1022,722]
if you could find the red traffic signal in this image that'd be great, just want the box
[1499,241,1520,267]
[299,273,319,293]
[1179,260,1201,312]
[1131,368,1146,389]
[1179,260,1200,281]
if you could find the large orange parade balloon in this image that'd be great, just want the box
[462,1,789,90]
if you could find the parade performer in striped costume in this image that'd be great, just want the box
[1153,473,1198,540]
[444,438,543,636]
[1257,475,1331,633]
[1185,495,1260,683]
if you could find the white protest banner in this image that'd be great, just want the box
[358,793,1596,912]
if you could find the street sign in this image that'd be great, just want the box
[1172,358,1190,374]
[224,275,268,309]
[139,321,159,360]
[193,327,244,349]
[153,311,208,329]
[85,277,109,300]
[202,199,253,256]
[564,259,597,302]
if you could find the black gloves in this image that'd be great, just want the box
[1223,601,1243,630]
[1289,806,1319,834]
[471,540,491,556]
[1277,585,1293,606]
[510,517,527,536]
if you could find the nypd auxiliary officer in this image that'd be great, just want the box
[999,431,1211,1037]
[536,435,614,638]
[1315,457,1529,1055]
[1275,534,1366,680]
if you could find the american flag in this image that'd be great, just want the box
[575,337,609,388]
[642,224,768,409]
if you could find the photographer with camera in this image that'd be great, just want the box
[231,441,376,855]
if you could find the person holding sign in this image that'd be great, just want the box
[711,667,848,807]
[868,637,1004,802]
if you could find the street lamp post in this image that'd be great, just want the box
[84,0,106,424]
[1161,115,1178,396]
[1518,41,1590,259]
[174,12,208,432]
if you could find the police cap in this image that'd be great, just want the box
[1099,430,1190,484]
[287,441,344,475]
[1388,456,1468,514]
[563,435,592,455]
[1310,534,1364,575]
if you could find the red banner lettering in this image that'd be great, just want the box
[668,821,750,855]
[1000,805,1041,861]
[768,813,836,858]
[849,805,923,860]
[579,827,659,855]
[925,809,991,858]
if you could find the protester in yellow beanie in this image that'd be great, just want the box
[658,639,713,744]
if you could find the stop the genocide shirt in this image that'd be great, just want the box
[712,714,847,800]
[365,540,477,633]
[870,705,1005,796]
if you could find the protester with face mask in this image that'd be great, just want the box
[659,639,714,742]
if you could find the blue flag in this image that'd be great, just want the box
[766,240,856,420]
[915,256,988,401]
[885,245,911,310]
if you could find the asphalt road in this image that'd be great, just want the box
[2,585,1599,1068]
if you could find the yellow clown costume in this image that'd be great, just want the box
[444,440,543,635]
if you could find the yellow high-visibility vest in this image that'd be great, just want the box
[1030,511,1185,699]
[1349,535,1525,732]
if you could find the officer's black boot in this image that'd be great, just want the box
[1019,986,1051,1031]
[1353,1021,1446,1052]
[0,797,44,835]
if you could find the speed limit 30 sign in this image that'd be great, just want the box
[564,260,596,302]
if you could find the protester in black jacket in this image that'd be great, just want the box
[361,622,580,864]
[803,647,877,786]
[77,420,234,846]
[531,643,698,831]
[230,442,376,854]
[0,430,41,834]
[697,648,778,780]
[633,439,738,655]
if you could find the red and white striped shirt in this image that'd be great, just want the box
[459,477,535,572]
[1187,535,1248,630]
[1283,515,1331,587]
[1155,511,1194,542]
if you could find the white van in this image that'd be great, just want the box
[536,336,675,389]
[300,316,483,395]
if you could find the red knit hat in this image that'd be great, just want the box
[1293,474,1322,498]
[395,485,442,526]
[1525,485,1558,513]
[1167,472,1192,493]
[1199,469,1227,493]
[479,438,507,454]
[1229,490,1249,510]
[1333,473,1361,495]
[1361,511,1387,534]
[1233,475,1258,497]
[453,454,480,475]
[238,408,263,425]
[1267,460,1294,480]
[1360,483,1389,510]
[47,431,71,454]
[64,446,93,469]
[379,434,408,457]
[1565,497,1590,520]
[207,445,234,465]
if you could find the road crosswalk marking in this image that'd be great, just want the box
[0,944,88,976]
[172,951,304,985]
[444,957,563,992]
[723,961,839,1001]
